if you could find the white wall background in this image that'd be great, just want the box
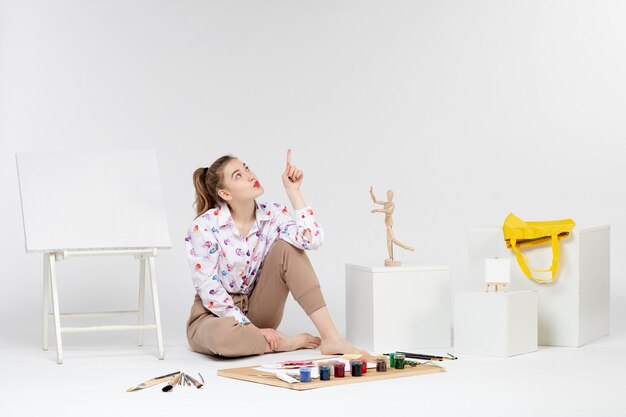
[1,0,625,349]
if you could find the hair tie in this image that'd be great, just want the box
[203,167,208,174]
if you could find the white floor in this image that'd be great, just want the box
[1,332,625,417]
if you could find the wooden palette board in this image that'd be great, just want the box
[218,357,445,391]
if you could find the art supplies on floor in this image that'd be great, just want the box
[218,353,447,391]
[127,371,204,392]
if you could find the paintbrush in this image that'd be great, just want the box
[162,372,183,392]
[248,371,299,384]
[126,371,180,392]
[392,352,457,361]
[184,373,204,389]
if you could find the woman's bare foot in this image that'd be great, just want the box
[319,336,368,356]
[276,332,321,352]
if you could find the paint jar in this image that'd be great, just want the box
[333,362,345,378]
[351,360,363,377]
[361,359,367,374]
[299,366,311,383]
[376,358,387,372]
[319,365,331,381]
[389,352,396,368]
[394,353,406,369]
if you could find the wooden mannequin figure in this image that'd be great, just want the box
[369,186,415,266]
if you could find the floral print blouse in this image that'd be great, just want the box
[185,200,324,324]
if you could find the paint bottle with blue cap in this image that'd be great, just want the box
[319,365,331,381]
[299,366,311,383]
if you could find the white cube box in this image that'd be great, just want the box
[454,291,538,357]
[345,263,451,352]
[468,226,610,347]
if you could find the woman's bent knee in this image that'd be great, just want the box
[188,316,266,357]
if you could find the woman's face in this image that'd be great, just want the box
[218,159,264,203]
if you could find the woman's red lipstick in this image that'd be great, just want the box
[253,180,261,188]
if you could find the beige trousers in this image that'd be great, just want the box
[186,239,327,357]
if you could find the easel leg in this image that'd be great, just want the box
[147,256,164,360]
[48,253,63,364]
[43,254,50,351]
[137,257,146,347]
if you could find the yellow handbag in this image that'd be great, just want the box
[502,213,576,283]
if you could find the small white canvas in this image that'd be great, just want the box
[485,258,510,283]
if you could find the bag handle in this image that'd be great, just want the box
[509,234,560,283]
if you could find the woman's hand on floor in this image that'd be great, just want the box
[258,328,281,351]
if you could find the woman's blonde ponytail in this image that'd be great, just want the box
[192,155,235,217]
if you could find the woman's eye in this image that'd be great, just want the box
[236,173,241,179]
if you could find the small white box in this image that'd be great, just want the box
[345,263,451,352]
[454,290,538,357]
[468,226,610,347]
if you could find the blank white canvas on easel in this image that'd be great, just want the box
[17,150,171,252]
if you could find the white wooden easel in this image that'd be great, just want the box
[17,151,171,364]
[42,249,164,364]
